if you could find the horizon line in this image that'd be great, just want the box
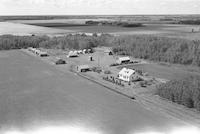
[0,14,200,16]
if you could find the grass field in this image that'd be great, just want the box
[0,50,188,134]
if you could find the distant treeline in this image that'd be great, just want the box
[27,23,87,27]
[0,15,98,21]
[85,20,143,27]
[157,76,200,111]
[179,20,200,25]
[111,36,200,66]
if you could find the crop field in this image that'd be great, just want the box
[0,50,188,134]
[12,19,200,38]
[0,22,74,35]
[1,18,200,39]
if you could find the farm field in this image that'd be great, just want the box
[0,50,189,134]
[1,18,200,39]
[0,22,74,36]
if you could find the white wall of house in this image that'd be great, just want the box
[118,68,135,82]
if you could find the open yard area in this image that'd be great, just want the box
[0,50,190,134]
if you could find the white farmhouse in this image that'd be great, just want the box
[118,68,135,82]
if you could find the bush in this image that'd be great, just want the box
[157,76,200,110]
[109,63,120,67]
[92,67,102,73]
[104,70,112,74]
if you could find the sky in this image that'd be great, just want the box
[0,0,200,15]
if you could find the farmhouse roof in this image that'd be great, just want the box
[78,65,90,69]
[119,68,135,77]
[118,57,130,61]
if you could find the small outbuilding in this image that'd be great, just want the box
[55,58,66,65]
[77,50,83,54]
[117,57,130,64]
[39,51,48,57]
[89,56,93,61]
[77,65,90,72]
[67,51,78,58]
[34,49,41,55]
[104,49,113,55]
[83,49,87,54]
[118,68,135,82]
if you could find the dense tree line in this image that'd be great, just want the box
[111,35,200,66]
[179,20,200,25]
[1,34,200,67]
[0,34,112,50]
[0,35,49,50]
[157,76,200,110]
[85,20,143,27]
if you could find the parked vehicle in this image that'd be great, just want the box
[55,59,66,65]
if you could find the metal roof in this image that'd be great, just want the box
[78,65,90,69]
[118,57,130,61]
[119,68,135,77]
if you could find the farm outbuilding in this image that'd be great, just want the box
[38,51,48,57]
[77,65,90,72]
[104,49,113,55]
[67,51,78,58]
[55,58,66,65]
[118,68,136,82]
[117,57,130,64]
[77,50,83,54]
[34,49,41,55]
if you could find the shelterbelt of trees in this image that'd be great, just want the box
[0,34,112,50]
[112,35,200,67]
[85,20,143,27]
[157,76,200,111]
[179,20,200,25]
[0,34,200,67]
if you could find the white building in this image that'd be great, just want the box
[118,68,135,82]
[67,51,78,58]
[77,65,90,72]
[117,57,130,64]
[38,51,48,57]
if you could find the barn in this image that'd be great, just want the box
[77,65,90,72]
[117,57,130,64]
[39,51,48,57]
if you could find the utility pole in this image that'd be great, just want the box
[98,55,100,67]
